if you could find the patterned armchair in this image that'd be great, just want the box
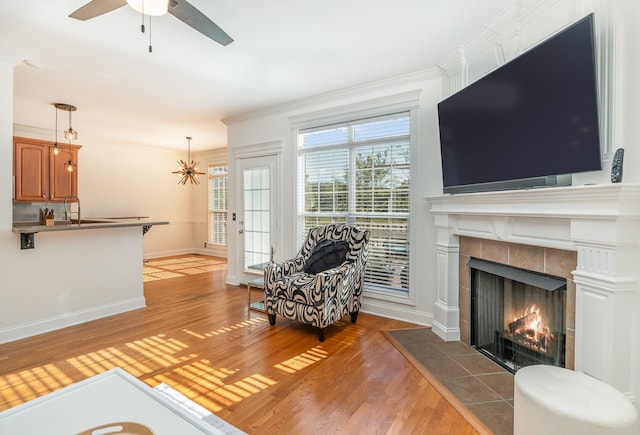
[264,223,370,341]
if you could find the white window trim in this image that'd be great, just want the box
[208,165,228,247]
[291,91,421,306]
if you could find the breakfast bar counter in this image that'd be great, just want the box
[12,218,169,249]
[13,218,169,233]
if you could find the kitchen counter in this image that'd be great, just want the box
[12,218,169,249]
[12,218,169,234]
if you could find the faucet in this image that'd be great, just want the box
[64,195,81,223]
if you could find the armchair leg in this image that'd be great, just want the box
[350,311,359,323]
[318,328,325,342]
[267,313,276,325]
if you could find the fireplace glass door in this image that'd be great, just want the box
[471,262,566,373]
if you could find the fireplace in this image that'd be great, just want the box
[428,184,640,405]
[470,258,566,372]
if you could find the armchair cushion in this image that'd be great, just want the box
[304,239,349,274]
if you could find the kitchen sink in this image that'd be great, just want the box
[69,219,114,224]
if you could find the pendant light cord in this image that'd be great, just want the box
[137,1,153,52]
[55,107,58,146]
[141,0,145,33]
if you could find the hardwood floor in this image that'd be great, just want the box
[0,255,480,434]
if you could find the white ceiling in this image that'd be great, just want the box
[1,0,511,151]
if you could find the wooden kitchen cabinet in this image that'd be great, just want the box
[13,137,81,202]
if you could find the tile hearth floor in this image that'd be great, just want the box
[390,328,514,435]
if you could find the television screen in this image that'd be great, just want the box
[437,14,602,194]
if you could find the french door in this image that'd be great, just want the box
[236,155,277,284]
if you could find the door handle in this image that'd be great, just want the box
[239,229,244,234]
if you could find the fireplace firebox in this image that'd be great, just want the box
[469,258,567,373]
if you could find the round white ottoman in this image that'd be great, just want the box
[514,365,638,435]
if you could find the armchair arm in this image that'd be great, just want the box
[264,257,305,297]
[265,257,304,278]
[312,262,357,304]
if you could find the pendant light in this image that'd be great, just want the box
[64,106,77,141]
[64,135,76,172]
[54,103,78,173]
[172,137,205,185]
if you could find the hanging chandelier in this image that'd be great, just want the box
[54,103,77,172]
[172,136,205,185]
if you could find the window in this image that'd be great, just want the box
[298,113,410,295]
[208,165,228,246]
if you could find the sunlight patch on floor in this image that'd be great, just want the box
[143,256,226,282]
[275,346,329,374]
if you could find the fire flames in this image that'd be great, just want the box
[508,304,554,353]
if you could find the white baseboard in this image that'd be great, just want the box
[361,298,434,326]
[0,297,146,344]
[191,247,227,258]
[226,273,240,286]
[430,319,461,342]
[143,249,192,260]
[144,249,228,260]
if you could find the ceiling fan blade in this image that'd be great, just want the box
[168,0,233,46]
[69,0,128,20]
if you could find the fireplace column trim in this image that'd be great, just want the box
[432,215,461,341]
[571,216,639,394]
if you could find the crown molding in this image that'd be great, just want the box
[222,68,440,126]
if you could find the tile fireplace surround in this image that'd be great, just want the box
[458,237,577,370]
[427,184,640,404]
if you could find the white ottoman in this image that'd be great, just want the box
[514,365,638,435]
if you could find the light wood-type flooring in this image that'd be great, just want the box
[0,255,481,434]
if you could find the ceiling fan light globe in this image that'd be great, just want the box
[127,0,169,16]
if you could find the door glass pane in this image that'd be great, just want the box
[244,167,271,270]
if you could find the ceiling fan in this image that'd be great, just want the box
[69,0,233,46]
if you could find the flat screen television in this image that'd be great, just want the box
[437,13,602,194]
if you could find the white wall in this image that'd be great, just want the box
[0,227,146,343]
[224,70,444,325]
[620,0,640,415]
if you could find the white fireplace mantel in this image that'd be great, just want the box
[426,183,640,400]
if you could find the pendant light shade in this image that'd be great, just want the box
[127,0,169,16]
[65,160,76,173]
[64,119,77,140]
[172,137,205,185]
